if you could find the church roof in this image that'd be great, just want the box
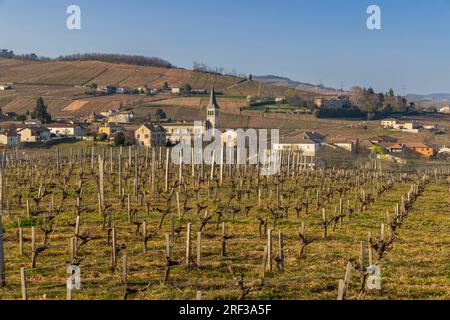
[208,86,220,110]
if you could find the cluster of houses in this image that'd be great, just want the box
[95,85,159,96]
[97,87,222,147]
[0,87,448,161]
[381,119,444,134]
[273,132,448,159]
[94,84,209,97]
[91,109,135,124]
[0,87,221,148]
[0,122,88,147]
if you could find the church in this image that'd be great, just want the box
[162,86,220,144]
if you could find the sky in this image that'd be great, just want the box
[1,0,450,94]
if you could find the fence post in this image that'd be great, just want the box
[197,232,202,267]
[221,223,227,257]
[360,241,366,268]
[267,229,273,272]
[122,253,128,286]
[142,221,147,254]
[111,228,117,268]
[165,149,170,192]
[0,169,5,287]
[337,279,345,300]
[260,246,268,279]
[19,227,24,256]
[278,231,285,273]
[20,267,27,300]
[186,223,192,265]
[70,237,76,262]
[31,226,36,254]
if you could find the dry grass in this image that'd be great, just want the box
[0,146,448,300]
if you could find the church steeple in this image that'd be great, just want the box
[206,86,220,129]
[209,86,220,110]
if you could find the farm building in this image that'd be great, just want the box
[0,129,20,146]
[46,123,86,138]
[273,135,321,157]
[108,110,134,124]
[326,137,359,153]
[100,109,134,124]
[17,127,51,143]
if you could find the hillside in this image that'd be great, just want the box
[254,75,343,96]
[0,59,305,117]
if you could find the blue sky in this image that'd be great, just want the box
[1,0,450,94]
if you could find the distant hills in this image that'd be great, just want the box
[406,93,450,103]
[254,75,343,96]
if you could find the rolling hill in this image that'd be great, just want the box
[254,75,344,96]
[0,59,314,117]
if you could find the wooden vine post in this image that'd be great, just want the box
[0,169,6,287]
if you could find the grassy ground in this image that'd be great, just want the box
[0,148,448,300]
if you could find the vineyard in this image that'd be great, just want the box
[0,146,449,300]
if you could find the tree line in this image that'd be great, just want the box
[1,49,173,69]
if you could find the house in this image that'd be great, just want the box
[382,143,406,154]
[326,137,359,153]
[135,124,167,147]
[368,136,398,144]
[400,121,420,132]
[171,88,181,95]
[404,143,435,157]
[116,87,132,94]
[98,124,122,138]
[162,122,207,144]
[273,134,321,157]
[438,146,450,155]
[438,146,450,154]
[0,129,20,146]
[382,119,421,133]
[107,110,134,124]
[0,84,12,91]
[275,97,287,104]
[97,85,116,95]
[439,106,450,114]
[381,119,399,129]
[17,127,51,143]
[46,123,86,138]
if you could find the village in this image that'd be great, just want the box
[0,83,448,165]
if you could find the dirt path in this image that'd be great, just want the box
[382,183,450,299]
